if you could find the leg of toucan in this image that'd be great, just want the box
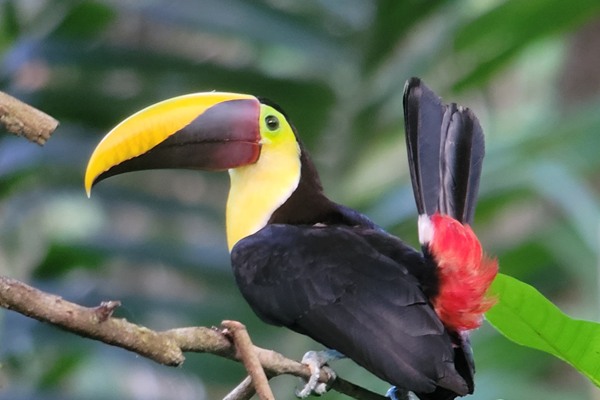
[386,387,410,400]
[295,350,344,398]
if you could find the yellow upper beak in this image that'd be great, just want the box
[85,92,261,197]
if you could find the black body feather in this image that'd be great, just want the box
[231,224,469,396]
[229,79,484,399]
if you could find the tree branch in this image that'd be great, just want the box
[0,276,386,400]
[0,91,58,145]
[224,376,258,400]
[222,320,274,400]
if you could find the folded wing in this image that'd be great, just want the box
[231,224,469,395]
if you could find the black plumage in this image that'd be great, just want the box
[404,77,444,218]
[231,224,468,396]
[404,77,484,225]
[230,78,485,399]
[403,78,484,398]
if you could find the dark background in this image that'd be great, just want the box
[2,1,600,399]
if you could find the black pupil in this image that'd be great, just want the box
[266,115,279,131]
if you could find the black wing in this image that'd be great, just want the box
[231,224,469,395]
[403,77,484,225]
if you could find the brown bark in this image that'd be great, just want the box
[0,275,386,400]
[0,91,58,145]
[222,320,275,400]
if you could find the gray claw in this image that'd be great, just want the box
[313,366,336,395]
[295,351,339,398]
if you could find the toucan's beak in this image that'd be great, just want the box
[85,93,261,196]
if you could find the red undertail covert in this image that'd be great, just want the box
[429,213,498,332]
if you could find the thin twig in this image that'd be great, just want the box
[0,276,386,400]
[223,376,256,400]
[222,320,274,400]
[0,91,58,145]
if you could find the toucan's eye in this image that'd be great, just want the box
[265,115,279,131]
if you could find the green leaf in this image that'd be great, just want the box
[363,0,447,70]
[33,243,104,279]
[1,1,20,46]
[455,0,600,53]
[486,273,600,387]
[38,352,84,389]
[453,0,600,91]
[452,45,522,93]
[51,1,115,39]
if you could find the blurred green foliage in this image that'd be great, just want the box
[1,0,600,399]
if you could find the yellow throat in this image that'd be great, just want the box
[226,104,301,250]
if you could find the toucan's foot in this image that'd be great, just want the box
[295,350,343,398]
[296,365,336,398]
[386,386,410,400]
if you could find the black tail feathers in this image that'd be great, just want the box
[403,77,484,226]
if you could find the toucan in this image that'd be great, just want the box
[85,78,498,400]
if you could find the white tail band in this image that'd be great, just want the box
[418,214,434,246]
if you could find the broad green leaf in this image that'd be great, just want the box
[486,273,600,387]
